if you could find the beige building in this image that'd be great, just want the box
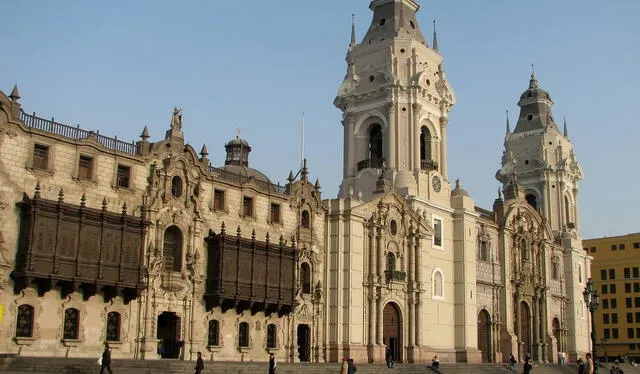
[0,0,590,365]
[583,233,640,360]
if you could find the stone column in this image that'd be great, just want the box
[407,235,415,349]
[532,295,541,360]
[415,235,423,347]
[369,295,376,346]
[573,187,580,230]
[377,297,384,345]
[515,293,522,360]
[541,292,550,362]
[439,117,448,180]
[369,224,376,282]
[541,180,548,219]
[368,224,376,347]
[344,112,356,179]
[412,103,422,171]
[376,227,384,282]
[387,103,396,169]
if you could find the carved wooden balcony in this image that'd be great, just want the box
[12,191,148,302]
[204,228,297,316]
[357,158,385,172]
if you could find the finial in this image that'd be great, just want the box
[33,182,41,199]
[236,127,241,139]
[80,193,86,207]
[58,189,64,203]
[287,170,295,183]
[505,109,511,134]
[220,221,226,235]
[140,126,150,140]
[314,178,321,190]
[251,229,256,241]
[531,64,536,79]
[301,159,308,180]
[121,202,127,215]
[9,84,20,101]
[349,14,356,48]
[265,232,270,243]
[102,198,108,211]
[563,116,569,138]
[279,234,284,246]
[498,188,503,200]
[455,178,461,189]
[432,20,439,51]
[236,225,241,237]
[200,143,209,157]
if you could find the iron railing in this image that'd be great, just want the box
[357,158,385,171]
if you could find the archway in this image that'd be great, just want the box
[520,301,531,358]
[552,317,561,355]
[478,309,491,362]
[383,302,402,363]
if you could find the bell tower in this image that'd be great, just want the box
[334,0,455,201]
[496,71,584,236]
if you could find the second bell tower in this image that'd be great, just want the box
[334,0,456,201]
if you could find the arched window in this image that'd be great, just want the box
[552,260,559,280]
[521,239,529,261]
[171,176,183,198]
[478,240,489,262]
[433,270,444,299]
[267,324,277,349]
[420,126,431,162]
[15,304,34,338]
[386,252,395,272]
[106,311,121,342]
[526,193,538,210]
[208,320,219,346]
[300,263,311,294]
[238,322,249,347]
[63,308,80,340]
[368,124,383,160]
[301,210,310,229]
[163,226,183,272]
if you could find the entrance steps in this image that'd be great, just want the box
[4,357,639,374]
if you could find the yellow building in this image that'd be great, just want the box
[583,233,640,361]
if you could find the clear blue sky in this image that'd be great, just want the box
[2,1,638,239]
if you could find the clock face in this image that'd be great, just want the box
[432,175,442,192]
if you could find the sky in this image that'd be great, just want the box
[1,0,638,239]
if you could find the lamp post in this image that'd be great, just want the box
[583,278,600,370]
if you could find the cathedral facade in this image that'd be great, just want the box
[0,0,590,365]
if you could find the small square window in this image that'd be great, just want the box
[633,267,639,278]
[213,189,225,210]
[78,155,93,180]
[626,298,632,308]
[612,313,618,324]
[612,244,617,250]
[636,312,640,323]
[270,203,280,224]
[610,284,617,294]
[609,269,616,280]
[633,242,639,249]
[635,297,640,308]
[625,268,631,279]
[620,243,626,250]
[601,285,608,294]
[602,299,609,309]
[242,196,253,217]
[627,312,633,323]
[116,164,131,188]
[625,283,631,293]
[612,328,619,339]
[601,269,607,281]
[590,247,597,253]
[603,314,610,324]
[32,143,49,169]
[628,328,635,339]
[635,283,640,292]
[604,328,611,339]
[611,298,617,309]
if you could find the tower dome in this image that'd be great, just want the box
[224,136,251,167]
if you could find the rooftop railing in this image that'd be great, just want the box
[20,110,139,155]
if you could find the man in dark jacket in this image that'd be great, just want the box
[100,344,113,374]
[194,352,204,374]
[269,352,277,374]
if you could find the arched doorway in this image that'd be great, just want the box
[383,303,402,363]
[520,301,531,358]
[297,324,311,362]
[552,317,561,355]
[478,309,491,362]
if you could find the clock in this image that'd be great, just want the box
[432,175,442,192]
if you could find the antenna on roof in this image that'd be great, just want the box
[301,111,305,171]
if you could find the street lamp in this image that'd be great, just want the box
[583,278,600,369]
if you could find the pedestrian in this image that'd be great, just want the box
[509,353,517,372]
[269,352,277,374]
[577,358,585,374]
[523,357,532,374]
[340,358,348,374]
[585,353,594,374]
[347,358,357,374]
[385,346,394,368]
[432,355,440,369]
[194,352,204,374]
[100,344,113,374]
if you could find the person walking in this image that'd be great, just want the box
[385,346,394,368]
[100,344,113,374]
[586,353,595,374]
[194,352,204,374]
[347,358,357,374]
[577,358,586,374]
[269,352,277,374]
[509,353,517,372]
[523,357,533,374]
